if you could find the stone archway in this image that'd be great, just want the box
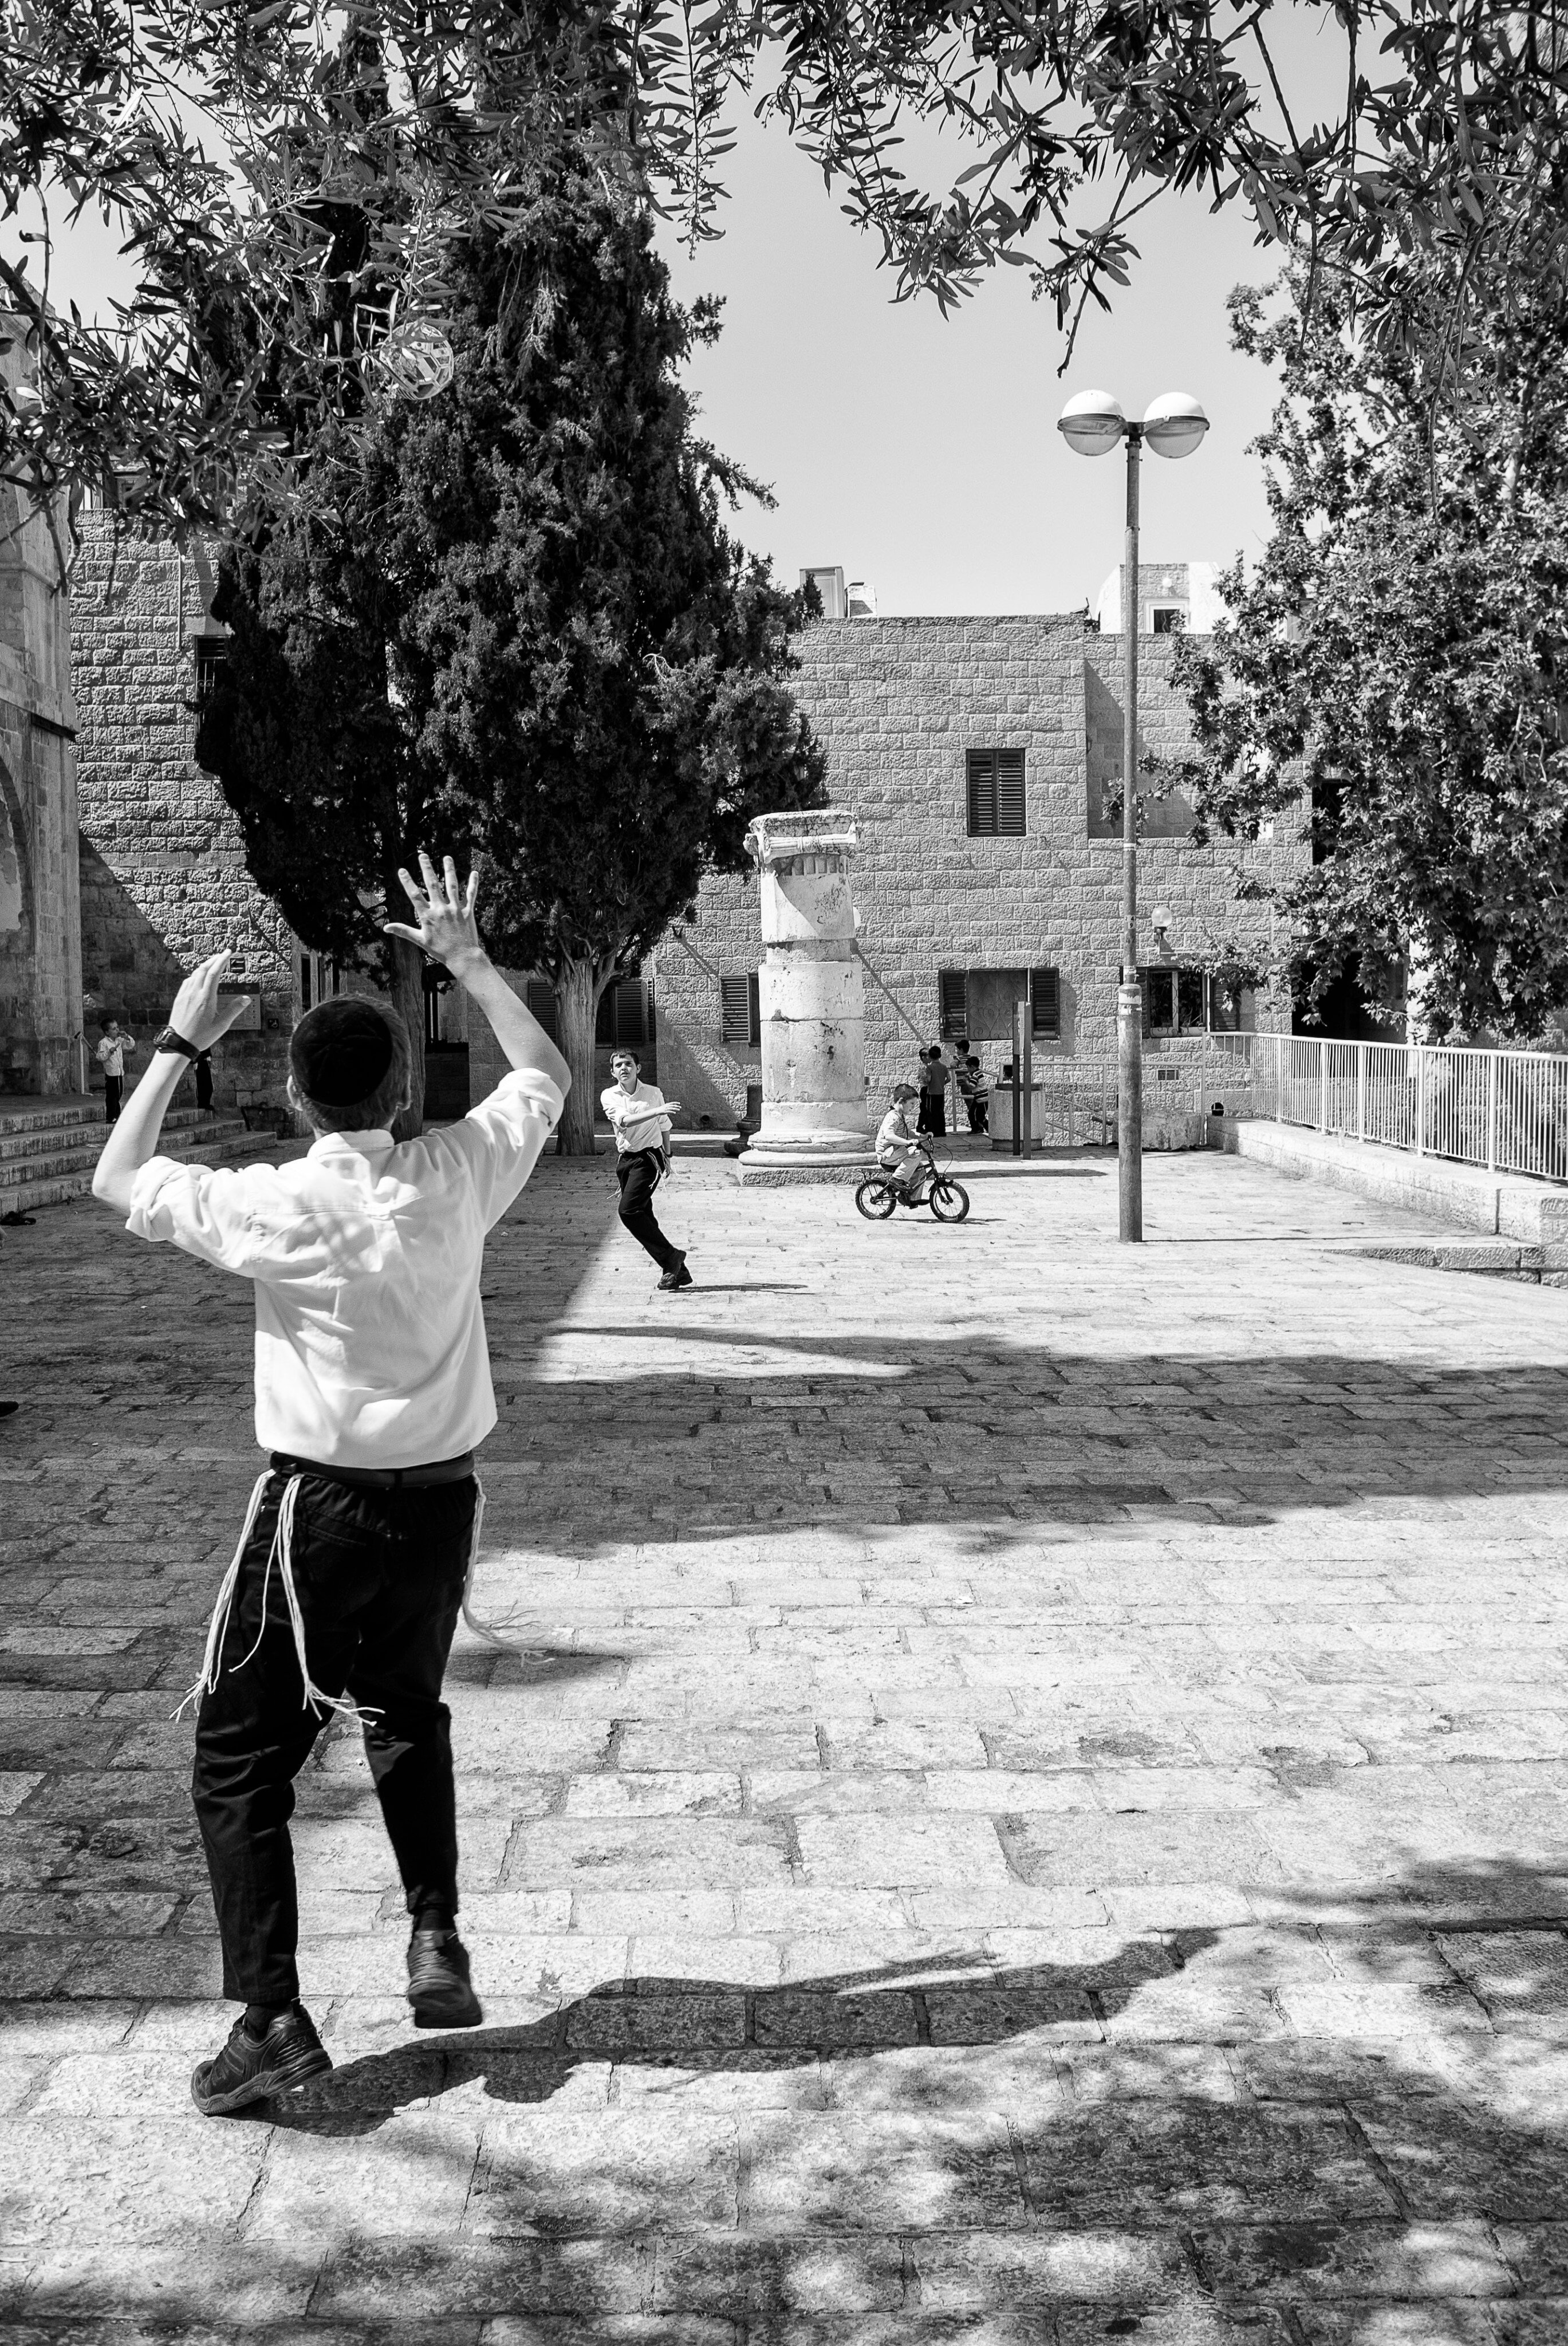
[0,750,38,1084]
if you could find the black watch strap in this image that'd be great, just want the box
[151,1026,200,1061]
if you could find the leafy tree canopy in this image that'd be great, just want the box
[198,137,826,1145]
[2,3,1563,549]
[1175,228,1568,1044]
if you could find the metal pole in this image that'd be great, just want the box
[1318,1038,1329,1132]
[1011,999,1023,1158]
[1117,427,1144,1242]
[1357,1042,1366,1142]
[1019,995,1034,1153]
[1486,1049,1498,1172]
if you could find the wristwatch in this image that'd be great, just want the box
[151,1025,200,1060]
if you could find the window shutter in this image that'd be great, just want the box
[966,752,996,836]
[525,979,560,1041]
[967,749,1025,836]
[721,975,753,1046]
[937,970,968,1041]
[605,981,648,1046]
[1029,966,1060,1039]
[995,750,1026,834]
[747,970,761,1048]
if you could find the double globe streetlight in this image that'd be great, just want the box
[1058,389,1209,1243]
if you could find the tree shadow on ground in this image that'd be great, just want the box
[487,1319,1568,1548]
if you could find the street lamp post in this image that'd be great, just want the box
[1057,390,1209,1242]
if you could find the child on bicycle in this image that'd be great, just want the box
[876,1083,925,1198]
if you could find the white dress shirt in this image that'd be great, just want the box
[124,1068,563,1468]
[601,1079,671,1155]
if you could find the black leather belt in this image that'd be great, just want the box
[270,1450,475,1490]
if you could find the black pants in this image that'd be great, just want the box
[104,1073,123,1123]
[191,1469,476,2006]
[919,1093,947,1137]
[616,1148,681,1272]
[966,1097,988,1133]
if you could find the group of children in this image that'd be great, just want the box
[912,1041,990,1138]
[874,1039,991,1196]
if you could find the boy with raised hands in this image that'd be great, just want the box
[92,852,570,2115]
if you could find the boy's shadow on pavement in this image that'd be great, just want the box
[263,1935,1208,2136]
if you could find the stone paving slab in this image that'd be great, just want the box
[2,1151,1568,2341]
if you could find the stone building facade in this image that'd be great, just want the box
[70,511,297,1112]
[0,323,80,1095]
[649,611,1298,1133]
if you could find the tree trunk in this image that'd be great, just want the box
[556,955,606,1155]
[387,932,427,1139]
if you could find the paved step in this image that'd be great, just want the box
[0,1097,263,1215]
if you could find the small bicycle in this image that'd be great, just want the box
[855,1137,971,1223]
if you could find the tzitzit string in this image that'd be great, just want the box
[175,1471,376,1725]
[459,1474,542,1657]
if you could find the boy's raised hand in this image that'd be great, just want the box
[167,951,251,1052]
[384,851,484,970]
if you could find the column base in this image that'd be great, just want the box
[735,1147,878,1187]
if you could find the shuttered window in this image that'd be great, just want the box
[943,966,1059,1041]
[525,979,560,1041]
[720,973,761,1048]
[1030,966,1061,1040]
[596,981,650,1047]
[937,970,968,1042]
[966,749,1026,837]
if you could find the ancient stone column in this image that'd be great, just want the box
[737,808,875,1185]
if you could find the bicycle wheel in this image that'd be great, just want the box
[855,1178,898,1221]
[929,1179,970,1223]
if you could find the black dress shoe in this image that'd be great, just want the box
[407,1928,484,2029]
[190,2005,331,2116]
[658,1252,693,1290]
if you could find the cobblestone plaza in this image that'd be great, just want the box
[3,1148,1568,2342]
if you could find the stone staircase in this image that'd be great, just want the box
[0,1093,262,1216]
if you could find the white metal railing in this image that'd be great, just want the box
[1211,1032,1568,1185]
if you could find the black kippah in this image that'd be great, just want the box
[290,999,395,1107]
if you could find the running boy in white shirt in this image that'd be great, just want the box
[601,1047,692,1290]
[92,853,570,2115]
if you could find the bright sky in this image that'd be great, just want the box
[15,11,1360,617]
[655,106,1286,617]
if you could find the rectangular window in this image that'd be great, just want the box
[1151,607,1185,636]
[937,970,968,1042]
[944,966,1059,1041]
[966,749,1026,837]
[720,973,761,1049]
[1030,966,1061,1040]
[1142,967,1245,1035]
[192,636,227,711]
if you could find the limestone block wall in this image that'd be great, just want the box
[71,513,294,1110]
[651,615,1301,1129]
[0,318,81,1093]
